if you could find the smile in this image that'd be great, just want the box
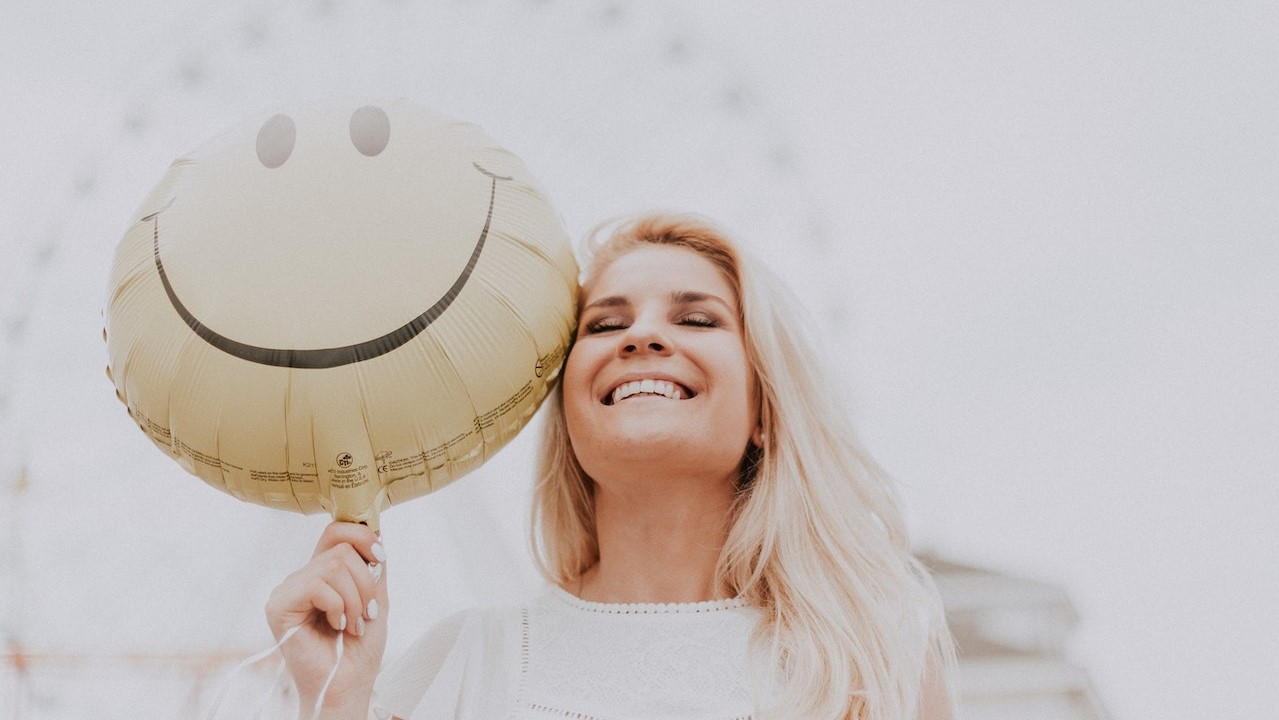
[603,378,695,405]
[147,162,511,369]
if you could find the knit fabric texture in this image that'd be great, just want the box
[372,584,764,720]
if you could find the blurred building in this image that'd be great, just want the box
[921,554,1111,720]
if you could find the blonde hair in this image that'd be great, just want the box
[531,213,956,720]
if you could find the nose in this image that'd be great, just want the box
[619,318,672,357]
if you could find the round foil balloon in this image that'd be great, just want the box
[104,99,578,530]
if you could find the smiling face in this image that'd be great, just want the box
[105,98,579,524]
[563,244,759,488]
[148,101,510,363]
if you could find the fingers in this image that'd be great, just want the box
[311,580,350,634]
[268,522,388,639]
[314,546,379,636]
[313,521,384,566]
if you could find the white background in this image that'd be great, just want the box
[2,2,1277,719]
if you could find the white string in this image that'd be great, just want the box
[202,622,346,720]
[309,628,345,720]
[251,656,290,720]
[203,624,301,720]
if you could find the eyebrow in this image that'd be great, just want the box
[582,290,735,314]
[669,290,734,313]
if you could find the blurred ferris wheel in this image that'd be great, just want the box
[0,3,838,718]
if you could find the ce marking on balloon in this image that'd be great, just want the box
[144,161,513,369]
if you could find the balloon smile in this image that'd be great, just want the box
[148,162,511,369]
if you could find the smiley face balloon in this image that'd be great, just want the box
[104,99,578,530]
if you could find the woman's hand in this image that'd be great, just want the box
[266,521,389,717]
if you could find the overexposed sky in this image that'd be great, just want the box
[3,3,1278,719]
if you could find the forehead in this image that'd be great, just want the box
[583,244,737,306]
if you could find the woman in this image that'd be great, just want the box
[267,213,956,719]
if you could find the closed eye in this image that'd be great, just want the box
[583,317,627,335]
[679,312,719,328]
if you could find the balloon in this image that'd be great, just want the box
[104,99,578,530]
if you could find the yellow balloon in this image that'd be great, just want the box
[104,99,578,530]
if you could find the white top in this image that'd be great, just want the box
[371,585,766,720]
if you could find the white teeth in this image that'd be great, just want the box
[609,379,686,404]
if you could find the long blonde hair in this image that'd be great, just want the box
[531,213,955,720]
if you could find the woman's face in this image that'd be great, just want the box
[563,243,759,487]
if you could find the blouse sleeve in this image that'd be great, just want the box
[369,606,521,720]
[369,611,469,720]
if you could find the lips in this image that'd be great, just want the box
[602,377,695,405]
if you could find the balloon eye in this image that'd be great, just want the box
[350,106,391,157]
[256,114,296,169]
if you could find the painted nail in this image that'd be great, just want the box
[367,599,379,620]
[369,563,384,582]
[338,613,348,632]
[371,543,387,563]
[356,616,366,637]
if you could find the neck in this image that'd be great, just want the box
[574,470,737,605]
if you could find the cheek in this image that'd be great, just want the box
[562,343,590,395]
[735,360,762,433]
[561,344,596,421]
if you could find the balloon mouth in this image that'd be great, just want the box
[147,162,512,369]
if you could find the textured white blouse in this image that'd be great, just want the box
[371,585,766,720]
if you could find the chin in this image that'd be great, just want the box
[580,432,747,485]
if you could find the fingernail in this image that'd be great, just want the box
[367,599,379,620]
[356,616,366,637]
[370,563,384,582]
[371,543,387,563]
[338,613,348,632]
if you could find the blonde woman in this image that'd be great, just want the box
[267,213,956,719]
